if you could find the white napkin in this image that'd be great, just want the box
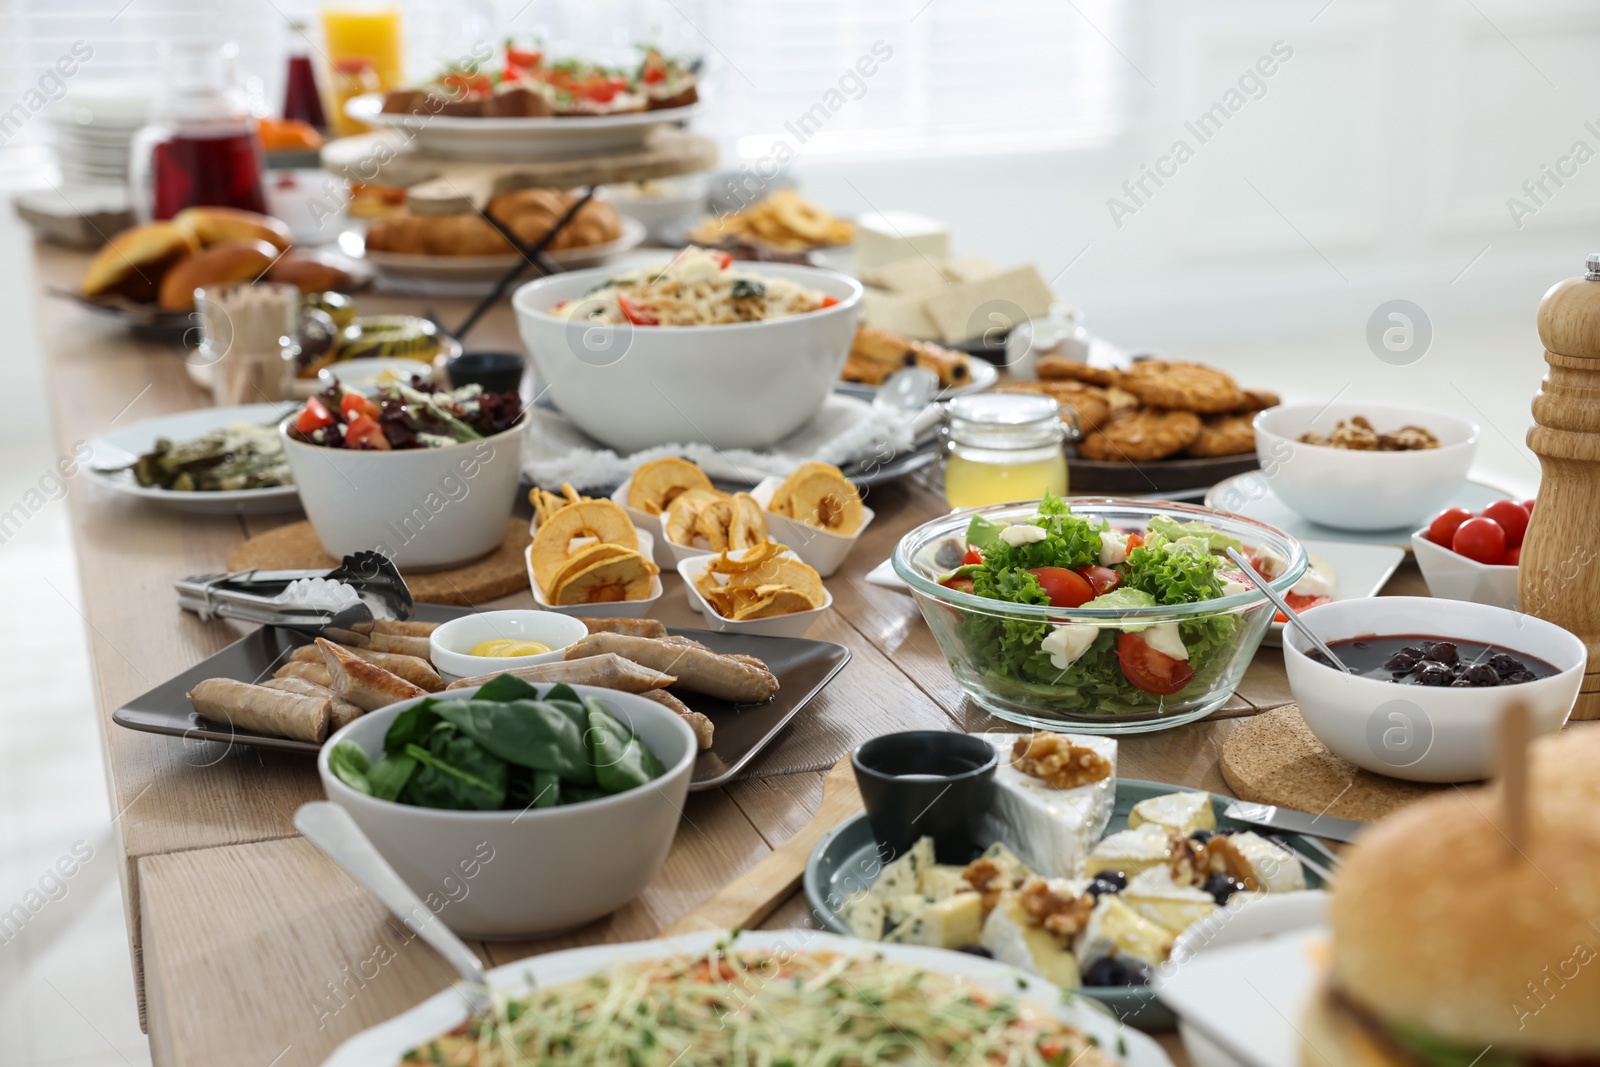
[522,393,924,490]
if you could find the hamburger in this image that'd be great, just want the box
[1303,777,1600,1066]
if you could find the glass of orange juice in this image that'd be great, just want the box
[321,5,404,91]
[939,393,1069,508]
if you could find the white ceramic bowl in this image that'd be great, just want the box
[511,259,863,452]
[610,476,675,567]
[677,547,831,638]
[280,415,528,569]
[427,610,590,684]
[317,683,696,938]
[524,527,664,618]
[1253,403,1478,531]
[750,474,874,579]
[1410,529,1520,610]
[1283,596,1585,782]
[603,175,708,240]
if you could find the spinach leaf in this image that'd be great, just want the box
[544,683,581,704]
[328,741,372,794]
[564,784,610,804]
[433,699,596,785]
[505,767,562,809]
[366,754,418,802]
[531,770,561,808]
[584,696,665,794]
[730,278,765,299]
[399,730,508,811]
[384,700,442,756]
[474,674,541,704]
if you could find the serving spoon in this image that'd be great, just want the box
[1223,547,1351,673]
[295,802,494,1016]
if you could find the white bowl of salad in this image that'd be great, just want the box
[511,248,862,452]
[891,495,1308,734]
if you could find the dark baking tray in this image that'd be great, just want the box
[112,604,850,790]
[1069,452,1259,494]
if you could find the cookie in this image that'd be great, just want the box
[995,380,1110,432]
[1121,361,1245,414]
[1239,388,1280,411]
[1185,412,1257,457]
[1035,356,1122,388]
[1077,409,1201,462]
[1104,385,1140,418]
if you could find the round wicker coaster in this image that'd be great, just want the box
[1220,705,1446,824]
[227,519,530,606]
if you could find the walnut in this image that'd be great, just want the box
[1017,876,1095,939]
[1380,425,1439,451]
[1010,734,1113,790]
[1206,835,1258,891]
[962,858,1011,911]
[1168,832,1208,888]
[1327,418,1379,450]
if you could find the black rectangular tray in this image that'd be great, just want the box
[112,604,850,790]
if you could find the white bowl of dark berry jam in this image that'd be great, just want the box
[1282,597,1585,783]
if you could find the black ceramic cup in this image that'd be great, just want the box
[446,351,526,393]
[851,731,998,866]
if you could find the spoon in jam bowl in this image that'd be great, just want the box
[1224,547,1352,673]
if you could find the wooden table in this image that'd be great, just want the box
[35,242,1423,1066]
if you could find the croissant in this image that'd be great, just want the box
[364,191,622,257]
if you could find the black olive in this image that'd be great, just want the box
[1203,872,1245,905]
[1189,829,1217,844]
[957,945,993,958]
[1093,870,1128,891]
[1415,663,1452,686]
[1462,663,1500,686]
[1424,641,1459,665]
[1082,957,1132,987]
[1384,652,1418,673]
[1124,962,1153,986]
[1506,670,1537,684]
[1490,653,1526,677]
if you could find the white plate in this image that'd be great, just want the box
[345,94,701,160]
[1262,539,1406,646]
[678,547,831,638]
[320,928,1174,1067]
[524,528,664,617]
[833,357,998,401]
[1205,472,1508,548]
[85,403,301,515]
[363,216,646,282]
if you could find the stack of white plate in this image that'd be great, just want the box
[47,83,152,186]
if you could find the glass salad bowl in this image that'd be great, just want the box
[892,497,1307,734]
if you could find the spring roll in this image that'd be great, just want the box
[581,617,669,639]
[290,643,443,692]
[446,652,675,693]
[316,638,427,712]
[563,633,779,703]
[365,632,433,660]
[352,619,441,637]
[262,677,364,730]
[638,688,714,750]
[321,626,370,648]
[274,661,332,687]
[188,678,330,743]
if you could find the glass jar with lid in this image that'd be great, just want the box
[939,393,1071,508]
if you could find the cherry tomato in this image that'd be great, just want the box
[295,396,334,434]
[1499,545,1521,567]
[442,72,492,98]
[340,392,379,421]
[1028,566,1094,608]
[1125,531,1145,550]
[940,574,975,595]
[616,293,658,325]
[1481,500,1530,547]
[505,45,543,68]
[1116,633,1196,696]
[1426,507,1474,547]
[1077,565,1120,597]
[1453,516,1506,564]
[711,251,733,269]
[344,413,391,450]
[961,548,983,566]
[819,295,840,308]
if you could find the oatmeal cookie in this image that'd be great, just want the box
[1121,360,1246,413]
[1237,388,1280,411]
[1104,385,1141,418]
[1185,412,1257,457]
[1077,409,1201,462]
[1035,356,1122,388]
[994,380,1111,432]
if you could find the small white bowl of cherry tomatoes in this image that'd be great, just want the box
[1410,498,1532,610]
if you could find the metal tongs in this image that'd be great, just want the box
[174,550,414,638]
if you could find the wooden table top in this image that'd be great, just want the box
[35,241,1425,1066]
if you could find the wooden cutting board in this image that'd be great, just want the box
[1220,705,1446,823]
[227,518,530,606]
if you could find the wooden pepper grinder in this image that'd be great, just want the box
[1524,254,1600,719]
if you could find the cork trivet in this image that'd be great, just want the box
[1220,705,1445,823]
[227,519,530,607]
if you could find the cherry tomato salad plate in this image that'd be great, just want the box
[287,379,525,451]
[893,496,1307,733]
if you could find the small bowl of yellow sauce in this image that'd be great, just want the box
[429,610,590,684]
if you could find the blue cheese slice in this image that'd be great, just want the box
[874,836,935,898]
[978,890,1082,987]
[918,864,976,901]
[1075,895,1175,970]
[1084,823,1173,878]
[1128,791,1216,836]
[839,893,888,940]
[884,892,984,949]
[979,733,1117,878]
[1123,868,1219,933]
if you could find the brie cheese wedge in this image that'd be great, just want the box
[979,891,1081,987]
[1084,823,1173,878]
[979,733,1117,878]
[1075,895,1175,970]
[1227,831,1307,893]
[1123,868,1218,934]
[1128,791,1216,836]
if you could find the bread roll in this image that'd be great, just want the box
[364,192,622,257]
[80,222,200,301]
[156,239,280,312]
[265,250,357,294]
[172,206,292,252]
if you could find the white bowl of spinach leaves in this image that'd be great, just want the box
[318,676,696,939]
